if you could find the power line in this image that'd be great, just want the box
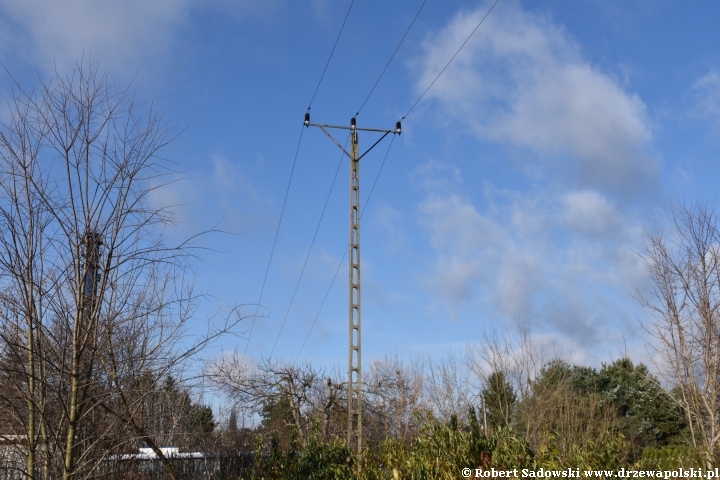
[244,125,305,356]
[245,0,356,355]
[293,1,430,357]
[295,134,396,360]
[274,4,419,349]
[403,0,501,120]
[355,0,428,116]
[308,0,356,110]
[269,134,350,358]
[294,0,502,357]
[291,0,502,358]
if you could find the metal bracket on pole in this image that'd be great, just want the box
[305,113,400,465]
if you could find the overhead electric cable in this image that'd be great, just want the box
[275,0,417,353]
[245,0,356,355]
[244,126,305,355]
[308,0,356,110]
[295,0,502,358]
[356,0,428,116]
[269,134,350,358]
[295,135,396,360]
[403,0,500,120]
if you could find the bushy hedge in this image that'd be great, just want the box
[245,409,707,479]
[635,445,704,469]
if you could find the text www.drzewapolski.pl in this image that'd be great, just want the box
[461,468,716,479]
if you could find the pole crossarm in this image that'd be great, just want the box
[307,122,399,134]
[304,113,400,465]
[307,118,400,161]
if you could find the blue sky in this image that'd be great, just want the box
[1,0,719,371]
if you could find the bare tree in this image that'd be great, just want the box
[466,325,546,426]
[424,353,472,422]
[211,352,471,449]
[363,354,426,445]
[639,200,720,466]
[0,74,55,478]
[466,325,620,452]
[518,359,619,455]
[209,354,341,445]
[0,59,241,480]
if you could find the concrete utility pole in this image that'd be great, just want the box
[305,113,400,462]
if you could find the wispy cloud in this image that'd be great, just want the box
[0,0,283,77]
[416,173,646,351]
[372,205,407,254]
[0,0,189,75]
[693,70,720,132]
[413,1,658,198]
[561,190,621,236]
[407,1,658,358]
[147,154,271,235]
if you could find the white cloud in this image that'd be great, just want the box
[415,161,645,349]
[410,159,463,193]
[694,70,720,131]
[0,0,190,75]
[420,193,501,255]
[562,190,619,235]
[414,1,657,196]
[372,205,406,254]
[211,155,259,195]
[418,193,493,304]
[147,154,270,234]
[0,0,282,77]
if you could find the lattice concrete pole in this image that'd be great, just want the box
[304,113,400,465]
[347,117,362,459]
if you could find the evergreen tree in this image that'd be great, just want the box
[598,358,685,455]
[482,371,517,429]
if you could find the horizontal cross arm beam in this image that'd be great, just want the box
[307,122,398,134]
